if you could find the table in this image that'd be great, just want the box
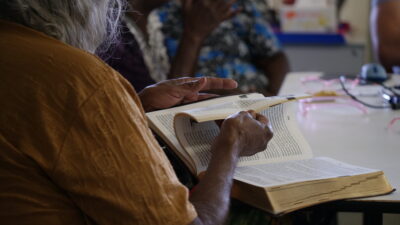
[279,72,400,225]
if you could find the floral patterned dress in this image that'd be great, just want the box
[155,0,282,93]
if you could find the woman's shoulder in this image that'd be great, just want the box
[1,20,118,91]
[0,20,127,114]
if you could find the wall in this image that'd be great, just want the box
[339,0,372,62]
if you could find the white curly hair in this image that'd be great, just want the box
[0,0,125,53]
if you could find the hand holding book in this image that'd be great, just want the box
[189,108,274,225]
[215,110,273,157]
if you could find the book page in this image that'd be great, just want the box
[234,157,380,187]
[146,93,264,172]
[183,94,310,122]
[175,103,313,173]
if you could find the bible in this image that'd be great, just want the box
[146,93,394,215]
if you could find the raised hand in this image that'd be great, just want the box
[181,0,239,41]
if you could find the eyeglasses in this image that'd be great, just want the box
[339,76,393,109]
[298,96,368,117]
[299,76,373,116]
[300,75,359,95]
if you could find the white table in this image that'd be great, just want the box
[279,72,400,224]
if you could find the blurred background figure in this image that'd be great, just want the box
[102,0,289,96]
[99,0,170,92]
[155,0,290,96]
[101,0,235,92]
[370,0,400,73]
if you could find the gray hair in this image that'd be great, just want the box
[0,0,125,53]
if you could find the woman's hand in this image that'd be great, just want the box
[181,0,240,41]
[138,77,237,112]
[214,110,273,157]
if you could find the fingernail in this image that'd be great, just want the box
[267,122,273,132]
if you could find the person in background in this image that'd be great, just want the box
[156,0,290,96]
[370,0,400,72]
[102,0,235,92]
[0,0,273,224]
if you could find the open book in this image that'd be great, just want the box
[146,93,394,215]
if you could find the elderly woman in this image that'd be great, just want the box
[0,1,272,225]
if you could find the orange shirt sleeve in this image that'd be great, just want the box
[49,71,197,225]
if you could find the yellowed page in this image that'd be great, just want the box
[146,93,264,174]
[181,94,310,122]
[233,157,392,215]
[233,157,380,187]
[175,102,313,173]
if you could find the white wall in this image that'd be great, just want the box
[339,0,372,62]
[266,0,373,62]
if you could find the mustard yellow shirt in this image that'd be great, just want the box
[0,20,196,225]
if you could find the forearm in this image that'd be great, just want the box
[168,32,204,79]
[189,110,272,225]
[189,136,240,225]
[255,52,290,96]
